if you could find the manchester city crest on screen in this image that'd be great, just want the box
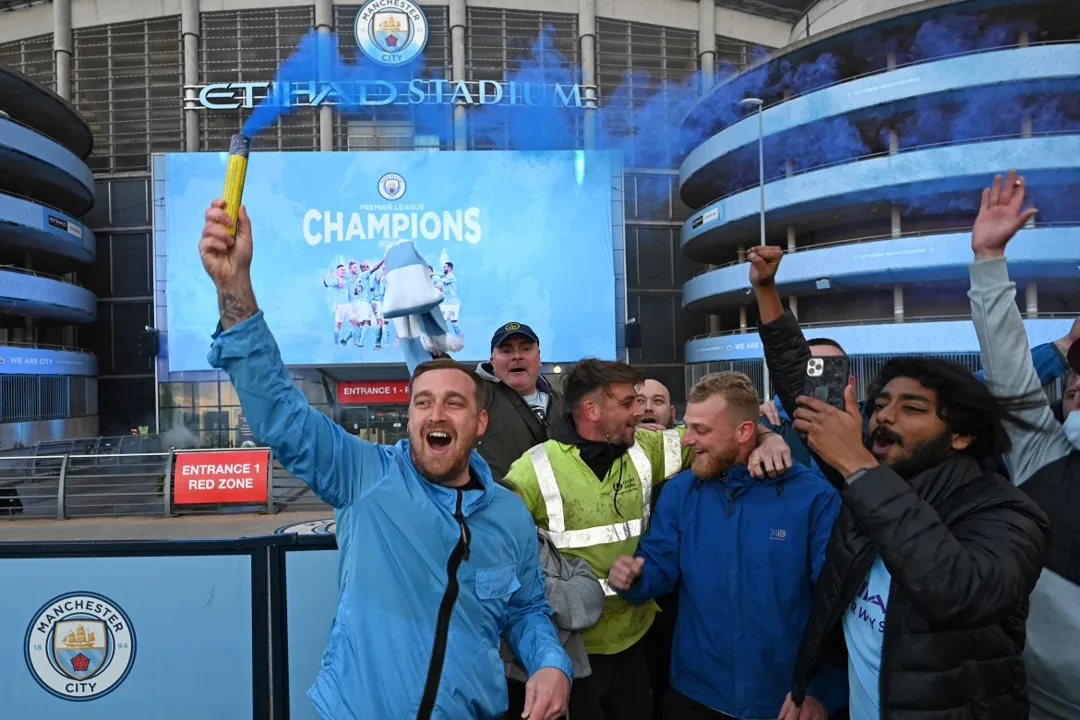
[355,0,429,66]
[24,591,136,702]
[378,172,407,201]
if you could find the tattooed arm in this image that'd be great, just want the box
[201,200,383,508]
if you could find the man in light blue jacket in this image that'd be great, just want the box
[199,199,573,720]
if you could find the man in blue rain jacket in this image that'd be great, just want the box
[609,371,845,720]
[199,200,573,720]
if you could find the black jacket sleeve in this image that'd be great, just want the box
[758,310,847,489]
[843,463,1049,627]
[758,310,812,419]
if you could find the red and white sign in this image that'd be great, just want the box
[173,449,269,505]
[337,380,410,404]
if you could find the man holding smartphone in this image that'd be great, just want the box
[747,245,1049,720]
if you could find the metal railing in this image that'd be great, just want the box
[691,128,1079,212]
[0,264,86,288]
[0,339,93,354]
[0,446,330,521]
[693,221,1080,275]
[688,311,1076,342]
[691,39,1079,130]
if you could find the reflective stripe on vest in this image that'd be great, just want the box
[528,445,566,533]
[597,578,617,597]
[661,429,683,480]
[626,444,652,530]
[528,443,653,551]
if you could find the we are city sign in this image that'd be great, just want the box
[190,0,584,111]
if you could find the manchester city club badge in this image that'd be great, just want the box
[25,591,136,702]
[354,0,429,66]
[378,172,407,201]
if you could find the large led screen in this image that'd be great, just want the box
[163,150,617,371]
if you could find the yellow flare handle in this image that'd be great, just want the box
[221,134,251,236]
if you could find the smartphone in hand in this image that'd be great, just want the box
[801,356,851,412]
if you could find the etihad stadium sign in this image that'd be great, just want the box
[188,2,586,112]
[188,79,585,111]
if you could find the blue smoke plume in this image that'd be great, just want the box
[238,13,1075,222]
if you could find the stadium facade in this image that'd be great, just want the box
[0,23,98,447]
[2,0,789,444]
[680,0,1080,397]
[1,0,1075,445]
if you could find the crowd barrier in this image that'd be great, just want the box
[0,532,341,719]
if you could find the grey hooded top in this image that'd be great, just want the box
[500,531,606,681]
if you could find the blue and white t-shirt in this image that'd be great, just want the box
[843,555,892,720]
[441,272,459,304]
[350,270,373,303]
[325,275,350,305]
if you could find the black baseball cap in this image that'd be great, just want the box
[490,322,539,351]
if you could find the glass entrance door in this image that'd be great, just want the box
[339,405,408,444]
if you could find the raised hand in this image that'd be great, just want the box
[793,383,877,478]
[199,198,257,329]
[200,198,254,289]
[748,245,783,287]
[971,169,1038,260]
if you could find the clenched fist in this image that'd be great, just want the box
[608,555,645,591]
[199,198,254,289]
[748,245,783,287]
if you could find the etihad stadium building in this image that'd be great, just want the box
[1,0,1076,445]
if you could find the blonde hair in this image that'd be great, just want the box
[688,372,760,423]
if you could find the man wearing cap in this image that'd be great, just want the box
[406,321,565,481]
[474,322,566,481]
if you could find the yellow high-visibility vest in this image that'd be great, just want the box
[505,427,688,655]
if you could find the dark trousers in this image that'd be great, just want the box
[568,642,653,720]
[662,690,737,720]
[642,594,677,719]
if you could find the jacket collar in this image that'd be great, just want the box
[395,440,495,517]
[476,362,553,395]
[903,452,984,506]
[696,463,784,490]
[551,411,630,481]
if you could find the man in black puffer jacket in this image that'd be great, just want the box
[747,245,1050,720]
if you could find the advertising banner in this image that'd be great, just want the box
[173,449,270,505]
[163,150,617,371]
[0,346,96,376]
[337,380,410,404]
[0,553,254,718]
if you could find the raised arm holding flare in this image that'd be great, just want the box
[198,198,571,720]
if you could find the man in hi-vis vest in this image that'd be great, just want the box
[504,359,794,720]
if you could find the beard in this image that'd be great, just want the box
[409,426,476,486]
[865,425,953,480]
[690,446,738,479]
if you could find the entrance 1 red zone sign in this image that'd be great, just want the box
[337,380,410,404]
[173,449,270,505]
